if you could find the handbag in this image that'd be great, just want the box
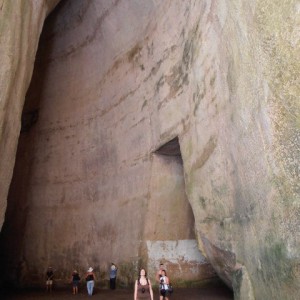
[168,283,173,293]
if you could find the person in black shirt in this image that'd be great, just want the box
[71,270,81,294]
[45,267,54,292]
[85,267,96,296]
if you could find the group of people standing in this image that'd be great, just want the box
[45,263,118,296]
[134,263,172,300]
[45,262,171,299]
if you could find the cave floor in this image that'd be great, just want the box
[0,286,233,300]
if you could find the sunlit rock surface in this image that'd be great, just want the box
[0,1,299,299]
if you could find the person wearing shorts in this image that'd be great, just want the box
[46,267,54,292]
[71,270,81,294]
[159,270,170,300]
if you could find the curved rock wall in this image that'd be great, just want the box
[0,0,215,289]
[180,1,299,299]
[0,0,299,299]
[0,0,60,230]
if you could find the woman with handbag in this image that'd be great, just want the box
[159,270,171,300]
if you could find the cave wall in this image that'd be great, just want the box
[0,0,59,232]
[0,0,214,288]
[0,0,299,299]
[179,1,299,299]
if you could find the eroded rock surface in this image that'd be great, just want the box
[0,0,60,232]
[0,0,299,299]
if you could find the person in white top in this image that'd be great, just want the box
[155,263,164,283]
[159,270,170,300]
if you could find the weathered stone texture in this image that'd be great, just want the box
[180,1,300,299]
[0,0,213,289]
[0,0,299,299]
[0,0,60,230]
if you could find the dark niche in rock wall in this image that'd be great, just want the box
[155,137,181,157]
[145,136,217,285]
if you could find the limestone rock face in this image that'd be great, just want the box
[0,0,60,232]
[0,0,215,289]
[0,0,299,299]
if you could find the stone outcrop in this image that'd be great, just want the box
[0,0,299,299]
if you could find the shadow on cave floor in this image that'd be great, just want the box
[0,286,233,300]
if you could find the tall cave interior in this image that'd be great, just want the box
[0,0,231,294]
[1,0,299,299]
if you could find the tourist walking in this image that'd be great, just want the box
[109,263,118,290]
[85,267,96,296]
[134,268,154,300]
[71,270,80,295]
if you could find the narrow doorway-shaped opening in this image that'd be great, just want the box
[144,137,216,286]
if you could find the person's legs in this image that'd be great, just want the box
[160,290,165,300]
[46,280,52,292]
[87,282,91,295]
[110,277,116,289]
[90,280,94,295]
[87,280,94,295]
[73,281,79,294]
[160,289,167,300]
